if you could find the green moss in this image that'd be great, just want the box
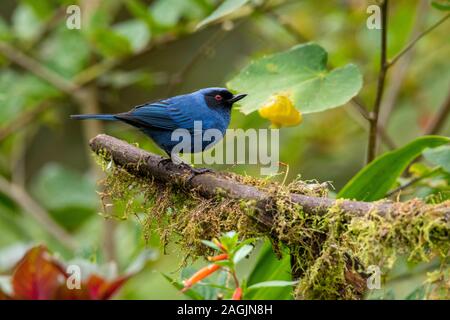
[95,156,450,299]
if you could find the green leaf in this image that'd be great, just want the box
[125,0,155,29]
[406,285,426,300]
[31,163,98,229]
[431,0,450,10]
[90,29,132,58]
[246,241,293,300]
[125,249,159,275]
[0,17,12,41]
[232,244,253,264]
[200,240,220,251]
[0,71,59,126]
[31,163,98,211]
[197,0,250,29]
[338,136,450,201]
[0,203,31,246]
[113,20,151,53]
[39,27,90,78]
[423,145,450,173]
[247,280,298,291]
[162,273,204,300]
[23,0,54,19]
[12,4,43,42]
[213,260,233,268]
[152,0,205,28]
[227,43,363,115]
[220,231,238,251]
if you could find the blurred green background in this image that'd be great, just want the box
[0,0,449,299]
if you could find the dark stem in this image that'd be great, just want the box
[424,89,450,135]
[230,269,240,289]
[378,0,429,135]
[265,5,397,151]
[165,27,233,97]
[350,98,397,150]
[367,0,389,163]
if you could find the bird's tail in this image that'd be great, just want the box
[70,114,117,121]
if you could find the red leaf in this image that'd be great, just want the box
[86,274,129,300]
[54,275,129,300]
[55,284,90,300]
[11,245,67,300]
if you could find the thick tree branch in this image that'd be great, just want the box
[89,134,396,226]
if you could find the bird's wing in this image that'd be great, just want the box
[115,100,193,131]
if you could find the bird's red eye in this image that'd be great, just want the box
[215,95,223,101]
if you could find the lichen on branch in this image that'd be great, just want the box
[90,134,450,299]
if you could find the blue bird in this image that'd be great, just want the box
[71,87,247,173]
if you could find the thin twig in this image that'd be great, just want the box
[265,11,306,43]
[367,0,389,163]
[75,85,118,262]
[0,176,78,250]
[0,101,51,142]
[80,0,117,262]
[350,98,397,150]
[386,167,441,197]
[165,27,235,96]
[386,13,450,68]
[73,33,177,87]
[230,269,240,289]
[424,89,450,135]
[378,0,429,130]
[0,41,78,95]
[24,7,66,52]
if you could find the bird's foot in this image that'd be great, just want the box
[188,166,213,175]
[157,158,173,168]
[178,163,213,183]
[157,157,213,182]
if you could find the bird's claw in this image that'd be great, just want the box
[188,166,213,175]
[182,165,213,183]
[157,158,212,182]
[157,158,173,168]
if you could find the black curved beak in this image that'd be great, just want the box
[228,93,247,104]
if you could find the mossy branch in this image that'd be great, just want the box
[89,134,393,222]
[90,134,449,299]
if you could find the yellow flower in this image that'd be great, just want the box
[258,94,302,128]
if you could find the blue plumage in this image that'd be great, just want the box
[71,87,246,158]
